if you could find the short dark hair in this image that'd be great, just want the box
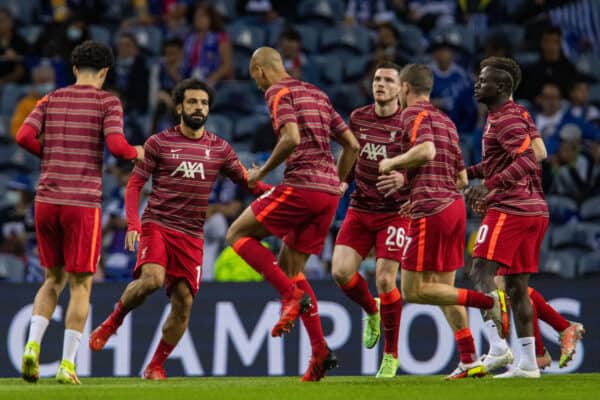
[163,37,184,51]
[172,78,216,108]
[480,56,522,92]
[71,40,114,71]
[399,64,433,95]
[279,28,301,43]
[543,25,562,38]
[374,61,402,77]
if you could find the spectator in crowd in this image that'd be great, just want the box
[405,0,457,33]
[568,77,600,125]
[534,81,600,156]
[203,177,245,281]
[344,0,394,27]
[0,174,35,263]
[519,25,578,101]
[0,7,28,85]
[34,13,90,61]
[278,28,307,80]
[10,63,56,139]
[152,37,185,133]
[106,32,150,115]
[183,3,233,86]
[546,124,596,202]
[158,0,190,39]
[428,38,478,133]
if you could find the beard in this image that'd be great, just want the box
[182,110,207,130]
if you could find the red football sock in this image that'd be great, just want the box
[148,339,175,368]
[380,288,402,358]
[457,288,494,309]
[528,287,570,332]
[455,328,477,364]
[294,274,326,354]
[232,238,294,298]
[339,272,378,315]
[531,300,545,356]
[107,300,129,328]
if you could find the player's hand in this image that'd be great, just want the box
[398,201,411,217]
[247,164,264,187]
[134,145,145,162]
[465,184,488,216]
[125,230,140,252]
[339,182,349,195]
[376,171,405,197]
[378,158,395,175]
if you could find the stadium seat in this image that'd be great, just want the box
[294,24,321,54]
[234,114,270,141]
[205,114,234,142]
[429,24,475,55]
[575,54,600,81]
[311,54,343,85]
[232,50,251,79]
[227,25,266,54]
[0,83,28,117]
[577,251,600,276]
[320,26,372,55]
[393,23,427,55]
[0,254,25,282]
[480,24,525,52]
[89,24,112,45]
[131,26,163,57]
[206,0,237,20]
[329,84,367,116]
[235,151,256,169]
[343,54,370,82]
[514,51,540,67]
[0,0,38,24]
[17,25,43,46]
[551,222,600,251]
[540,250,579,279]
[588,83,600,104]
[580,195,600,221]
[546,194,579,223]
[212,81,256,116]
[297,0,345,26]
[231,140,252,153]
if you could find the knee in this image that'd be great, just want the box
[376,273,394,293]
[331,263,354,286]
[142,273,164,292]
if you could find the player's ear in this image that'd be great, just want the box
[175,104,182,116]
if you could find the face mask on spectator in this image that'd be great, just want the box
[35,83,55,95]
[67,26,83,41]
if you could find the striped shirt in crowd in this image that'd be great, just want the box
[468,101,548,217]
[132,126,249,239]
[400,100,465,218]
[23,84,125,208]
[349,104,407,213]
[265,76,348,195]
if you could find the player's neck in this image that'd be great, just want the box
[406,94,429,107]
[75,74,103,89]
[270,71,291,86]
[487,96,511,113]
[180,124,205,139]
[374,100,399,117]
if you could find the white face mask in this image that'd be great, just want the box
[4,190,20,206]
[67,26,83,41]
[35,82,55,95]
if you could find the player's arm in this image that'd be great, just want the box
[103,96,144,161]
[456,169,468,189]
[531,137,547,161]
[249,122,300,184]
[15,95,49,157]
[335,128,360,184]
[221,144,272,196]
[485,121,538,190]
[124,138,158,251]
[379,141,435,173]
[466,162,485,179]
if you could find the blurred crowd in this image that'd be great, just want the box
[1,0,600,282]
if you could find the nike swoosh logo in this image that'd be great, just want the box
[171,149,183,153]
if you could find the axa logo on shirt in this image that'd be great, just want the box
[360,142,388,161]
[171,161,206,179]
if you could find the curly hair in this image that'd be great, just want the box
[71,40,114,71]
[480,56,522,92]
[172,78,216,108]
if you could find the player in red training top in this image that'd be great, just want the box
[378,63,509,380]
[226,47,360,382]
[469,57,584,373]
[16,41,144,384]
[88,79,270,380]
[464,60,550,379]
[331,61,407,378]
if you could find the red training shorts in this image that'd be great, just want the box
[402,198,466,272]
[250,185,338,255]
[134,222,204,296]
[335,208,410,263]
[473,210,548,275]
[35,201,101,274]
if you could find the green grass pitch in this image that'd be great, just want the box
[1,374,599,400]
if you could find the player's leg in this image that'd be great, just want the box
[143,280,194,380]
[528,286,585,367]
[495,273,540,378]
[22,267,68,383]
[333,245,377,315]
[55,272,93,384]
[89,263,165,351]
[226,203,301,301]
[424,271,485,379]
[374,258,401,378]
[22,202,66,383]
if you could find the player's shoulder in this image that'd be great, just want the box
[496,101,529,126]
[265,77,296,99]
[350,104,373,121]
